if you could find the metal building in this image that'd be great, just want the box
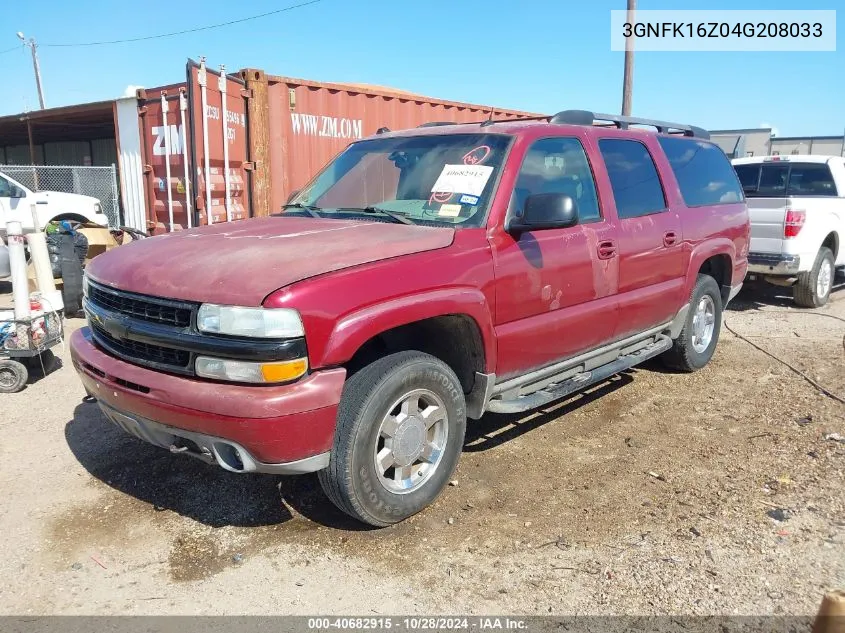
[710,128,845,158]
[710,128,773,158]
[770,135,845,156]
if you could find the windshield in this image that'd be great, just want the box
[285,133,511,227]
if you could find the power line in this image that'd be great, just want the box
[0,45,21,55]
[42,0,322,48]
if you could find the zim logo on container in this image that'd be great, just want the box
[152,124,185,156]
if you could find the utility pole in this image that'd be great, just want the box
[621,0,636,116]
[17,32,46,110]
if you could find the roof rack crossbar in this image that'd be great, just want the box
[417,121,456,128]
[549,110,709,139]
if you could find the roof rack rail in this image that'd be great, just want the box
[417,121,455,128]
[549,110,709,139]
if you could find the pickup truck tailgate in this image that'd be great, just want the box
[747,197,788,254]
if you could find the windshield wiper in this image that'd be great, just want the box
[336,206,415,225]
[281,202,324,218]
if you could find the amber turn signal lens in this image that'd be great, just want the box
[260,358,308,383]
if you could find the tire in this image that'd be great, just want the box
[794,247,834,308]
[318,351,466,527]
[662,274,723,373]
[0,359,29,393]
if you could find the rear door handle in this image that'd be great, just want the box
[597,240,617,260]
[663,231,678,247]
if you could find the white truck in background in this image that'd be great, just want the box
[0,170,109,236]
[732,155,845,307]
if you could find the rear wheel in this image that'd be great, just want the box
[794,247,834,308]
[662,274,722,372]
[318,351,466,527]
[0,359,29,393]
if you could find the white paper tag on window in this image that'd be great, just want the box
[438,203,462,217]
[431,164,494,197]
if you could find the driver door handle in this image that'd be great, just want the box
[597,240,617,260]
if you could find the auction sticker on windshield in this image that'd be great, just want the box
[431,164,494,197]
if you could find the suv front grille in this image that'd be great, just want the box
[88,283,194,328]
[91,323,191,372]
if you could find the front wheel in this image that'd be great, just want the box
[662,274,723,372]
[794,247,834,308]
[318,351,466,527]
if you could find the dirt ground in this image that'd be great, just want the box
[0,278,843,616]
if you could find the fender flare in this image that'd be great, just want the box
[684,239,736,299]
[317,286,496,372]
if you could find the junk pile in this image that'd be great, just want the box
[1,208,145,393]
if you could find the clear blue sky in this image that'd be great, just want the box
[2,0,841,136]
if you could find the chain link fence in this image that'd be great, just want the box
[0,165,120,227]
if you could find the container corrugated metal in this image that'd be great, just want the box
[137,84,190,231]
[115,97,147,232]
[186,61,251,226]
[265,76,539,212]
[136,62,540,230]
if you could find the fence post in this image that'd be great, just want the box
[109,164,120,227]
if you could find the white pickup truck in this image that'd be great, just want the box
[0,169,109,236]
[732,155,844,307]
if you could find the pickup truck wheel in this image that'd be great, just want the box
[318,351,466,527]
[662,274,722,373]
[794,247,834,308]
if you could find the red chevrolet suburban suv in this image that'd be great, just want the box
[71,110,749,526]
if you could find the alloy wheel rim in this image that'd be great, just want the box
[817,259,832,299]
[691,295,716,354]
[373,388,449,494]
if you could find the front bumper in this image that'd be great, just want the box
[70,327,345,474]
[747,252,801,276]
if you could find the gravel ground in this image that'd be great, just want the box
[0,277,843,615]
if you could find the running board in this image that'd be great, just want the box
[486,335,673,414]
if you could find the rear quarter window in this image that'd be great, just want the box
[658,137,743,206]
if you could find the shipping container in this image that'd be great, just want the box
[131,60,539,233]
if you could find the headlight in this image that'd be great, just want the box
[197,304,304,338]
[195,356,308,384]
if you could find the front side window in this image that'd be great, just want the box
[512,137,601,223]
[598,139,666,219]
[0,177,11,198]
[658,137,743,206]
[286,133,512,228]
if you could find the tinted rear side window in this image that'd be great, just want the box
[735,162,839,197]
[658,137,743,206]
[787,163,838,196]
[598,139,666,218]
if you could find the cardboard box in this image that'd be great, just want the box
[76,223,121,264]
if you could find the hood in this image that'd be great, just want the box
[86,216,455,305]
[32,190,99,206]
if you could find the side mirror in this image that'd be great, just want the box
[510,193,578,232]
[286,190,300,204]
